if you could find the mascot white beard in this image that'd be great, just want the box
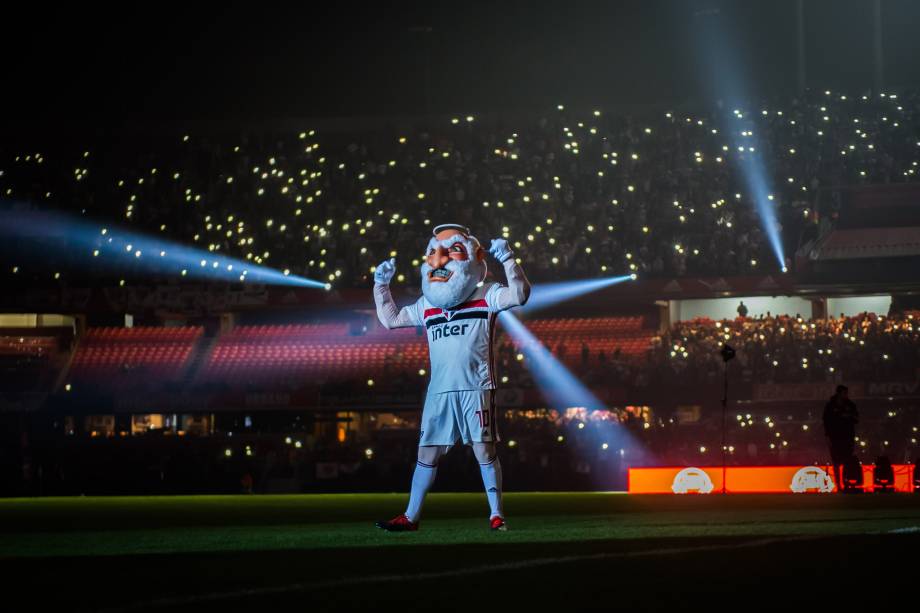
[420,234,487,310]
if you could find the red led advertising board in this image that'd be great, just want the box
[628,465,915,494]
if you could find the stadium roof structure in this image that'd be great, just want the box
[812,227,920,260]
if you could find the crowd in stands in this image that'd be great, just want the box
[494,311,920,390]
[6,80,920,495]
[650,311,920,385]
[3,88,920,288]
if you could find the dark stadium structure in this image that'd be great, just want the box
[4,2,920,610]
[4,82,920,496]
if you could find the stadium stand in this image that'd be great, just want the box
[68,326,203,392]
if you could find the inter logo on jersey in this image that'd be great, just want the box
[429,323,472,341]
[419,290,499,393]
[424,298,488,342]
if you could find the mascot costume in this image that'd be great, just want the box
[373,223,531,531]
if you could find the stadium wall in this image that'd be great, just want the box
[670,296,814,321]
[826,295,892,318]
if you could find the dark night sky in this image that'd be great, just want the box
[5,0,920,122]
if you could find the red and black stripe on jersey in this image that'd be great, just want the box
[423,298,489,329]
[419,288,499,392]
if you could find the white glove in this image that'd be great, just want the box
[374,257,396,284]
[488,238,514,264]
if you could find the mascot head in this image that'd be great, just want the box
[420,223,487,310]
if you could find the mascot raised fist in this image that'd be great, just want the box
[373,257,396,285]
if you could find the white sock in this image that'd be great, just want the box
[479,456,503,518]
[405,461,437,523]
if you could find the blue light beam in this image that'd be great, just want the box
[498,310,650,468]
[521,274,635,314]
[690,8,787,272]
[732,142,787,272]
[498,310,603,409]
[0,207,328,288]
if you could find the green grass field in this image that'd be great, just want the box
[3,492,920,612]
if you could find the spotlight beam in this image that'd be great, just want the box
[690,10,787,272]
[736,157,786,272]
[0,207,328,288]
[520,274,634,315]
[499,310,602,408]
[497,310,647,464]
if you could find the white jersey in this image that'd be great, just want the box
[374,258,531,394]
[414,283,499,393]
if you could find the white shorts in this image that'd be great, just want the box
[419,389,499,446]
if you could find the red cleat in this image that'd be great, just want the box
[375,514,419,532]
[490,516,508,531]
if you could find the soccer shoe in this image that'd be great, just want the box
[490,516,508,531]
[375,514,419,532]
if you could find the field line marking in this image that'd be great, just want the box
[90,534,822,612]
